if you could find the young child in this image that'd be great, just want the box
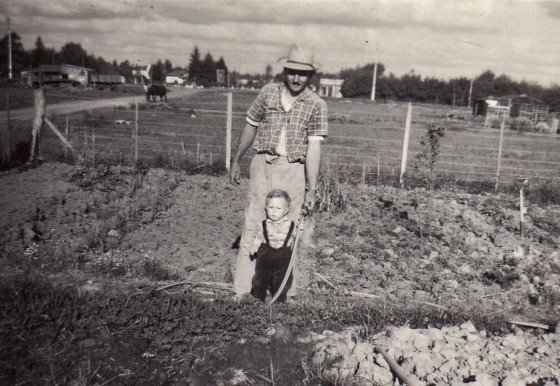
[250,190,296,303]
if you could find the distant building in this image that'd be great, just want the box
[481,94,549,127]
[319,78,343,98]
[165,70,188,86]
[23,64,92,87]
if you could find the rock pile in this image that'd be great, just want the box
[309,322,559,385]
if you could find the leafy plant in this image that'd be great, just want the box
[413,121,445,188]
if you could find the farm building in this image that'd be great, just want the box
[132,64,152,84]
[319,78,344,98]
[165,70,188,86]
[23,64,93,87]
[481,94,549,126]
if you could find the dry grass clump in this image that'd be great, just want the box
[316,164,349,213]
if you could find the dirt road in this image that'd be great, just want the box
[0,87,202,122]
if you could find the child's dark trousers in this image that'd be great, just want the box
[251,221,295,302]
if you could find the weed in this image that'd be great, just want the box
[316,164,348,213]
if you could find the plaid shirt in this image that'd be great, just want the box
[246,83,328,163]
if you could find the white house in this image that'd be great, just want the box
[319,78,344,98]
[165,70,188,86]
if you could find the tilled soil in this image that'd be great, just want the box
[0,162,559,385]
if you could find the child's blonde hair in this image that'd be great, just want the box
[265,189,291,206]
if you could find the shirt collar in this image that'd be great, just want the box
[280,83,312,102]
[267,215,290,225]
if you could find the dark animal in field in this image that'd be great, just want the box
[146,84,168,102]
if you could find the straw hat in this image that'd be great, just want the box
[278,44,320,71]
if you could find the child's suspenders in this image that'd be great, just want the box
[262,220,295,248]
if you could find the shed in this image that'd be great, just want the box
[496,94,548,120]
[483,94,549,127]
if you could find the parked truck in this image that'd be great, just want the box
[91,74,126,85]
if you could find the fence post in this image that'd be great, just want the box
[516,178,528,243]
[92,128,96,164]
[399,102,412,188]
[494,115,506,190]
[29,87,46,162]
[134,100,139,164]
[377,156,381,184]
[64,117,69,160]
[226,92,233,171]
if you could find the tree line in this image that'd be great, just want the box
[338,63,560,112]
[0,32,229,87]
[2,31,559,111]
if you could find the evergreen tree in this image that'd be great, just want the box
[216,56,229,85]
[164,59,173,73]
[200,52,217,86]
[188,46,203,84]
[0,32,27,77]
[152,60,165,83]
[31,36,49,68]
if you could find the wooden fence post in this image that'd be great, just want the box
[495,115,506,190]
[399,102,412,188]
[226,92,233,170]
[29,87,46,162]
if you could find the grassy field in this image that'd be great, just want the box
[3,87,560,189]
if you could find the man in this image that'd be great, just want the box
[230,44,328,298]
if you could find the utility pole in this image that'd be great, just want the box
[8,16,12,80]
[370,38,379,101]
[452,81,456,107]
[468,77,474,109]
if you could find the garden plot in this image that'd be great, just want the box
[0,163,558,385]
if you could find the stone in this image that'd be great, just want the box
[501,335,525,351]
[460,320,478,334]
[469,373,500,386]
[501,375,525,386]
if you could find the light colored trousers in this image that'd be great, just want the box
[233,154,305,296]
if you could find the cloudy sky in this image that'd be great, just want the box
[2,0,559,86]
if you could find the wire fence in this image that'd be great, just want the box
[4,89,560,188]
